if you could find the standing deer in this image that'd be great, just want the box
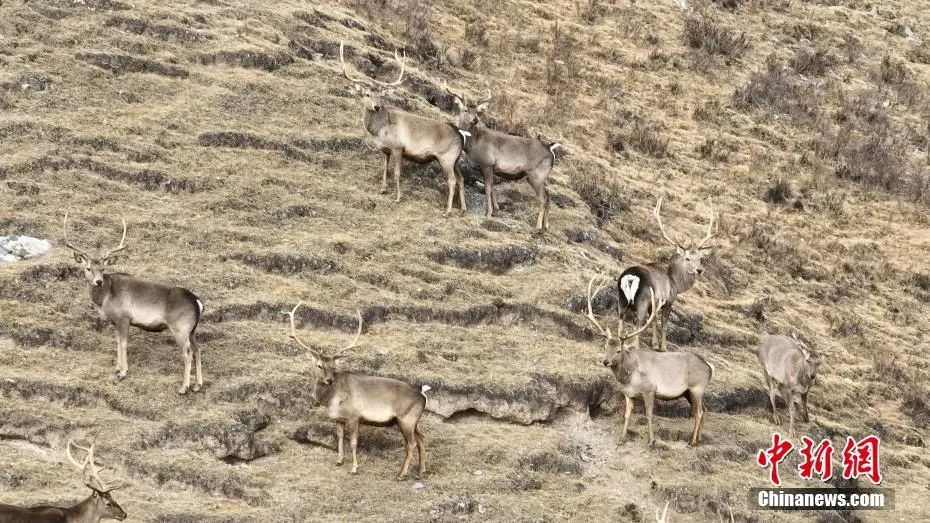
[758,334,824,436]
[62,213,204,394]
[339,42,470,216]
[616,197,716,351]
[286,302,430,480]
[446,85,560,230]
[0,439,127,522]
[586,275,714,446]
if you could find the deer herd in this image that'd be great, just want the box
[0,40,829,523]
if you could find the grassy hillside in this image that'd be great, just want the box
[1,0,928,521]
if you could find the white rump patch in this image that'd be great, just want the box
[421,384,432,398]
[196,299,204,315]
[619,275,640,304]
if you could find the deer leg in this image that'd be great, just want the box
[787,392,797,438]
[530,179,548,230]
[643,391,656,446]
[335,423,345,466]
[619,395,634,444]
[392,149,403,203]
[414,428,426,477]
[660,306,671,351]
[690,394,704,447]
[190,338,203,392]
[652,314,660,350]
[455,166,467,213]
[801,392,810,422]
[442,164,456,217]
[699,403,708,443]
[380,151,390,194]
[347,418,360,474]
[765,373,781,425]
[397,421,416,480]
[482,166,495,217]
[114,319,129,380]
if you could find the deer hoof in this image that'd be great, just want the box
[177,386,190,395]
[380,187,388,195]
[396,475,408,481]
[191,384,202,393]
[349,469,358,475]
[116,371,127,381]
[335,460,343,466]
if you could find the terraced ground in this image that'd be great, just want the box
[1,0,929,521]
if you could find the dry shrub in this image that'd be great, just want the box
[876,55,923,106]
[609,123,670,159]
[763,177,793,205]
[579,0,606,24]
[571,169,630,226]
[402,0,440,63]
[683,15,749,59]
[543,23,579,123]
[791,46,835,76]
[733,56,817,122]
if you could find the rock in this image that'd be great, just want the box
[0,235,52,264]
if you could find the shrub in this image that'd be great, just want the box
[571,169,630,226]
[609,123,670,159]
[683,16,749,59]
[764,177,793,204]
[734,56,817,122]
[791,47,835,76]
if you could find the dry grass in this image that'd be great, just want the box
[1,0,929,521]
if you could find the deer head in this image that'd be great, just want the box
[583,275,662,366]
[66,439,127,521]
[653,196,716,278]
[286,302,363,386]
[62,212,128,287]
[445,83,491,131]
[340,41,406,112]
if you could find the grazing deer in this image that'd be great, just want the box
[62,213,204,394]
[286,302,430,480]
[758,334,824,436]
[586,276,714,446]
[339,42,470,216]
[616,197,716,351]
[446,85,560,230]
[0,439,127,522]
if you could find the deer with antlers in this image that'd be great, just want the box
[586,275,714,446]
[0,439,127,522]
[617,197,716,351]
[445,85,560,230]
[62,213,204,394]
[286,302,430,480]
[340,42,470,216]
[758,334,824,436]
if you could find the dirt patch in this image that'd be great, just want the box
[198,131,315,163]
[140,412,279,461]
[565,228,624,262]
[199,51,293,72]
[289,37,341,61]
[427,244,538,274]
[77,53,189,78]
[2,156,203,193]
[293,9,337,28]
[105,16,210,44]
[222,252,341,276]
[290,136,365,153]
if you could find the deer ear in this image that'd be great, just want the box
[103,257,119,266]
[73,252,86,263]
[475,102,488,113]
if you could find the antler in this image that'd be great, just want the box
[444,81,467,108]
[335,309,364,358]
[475,88,492,105]
[62,211,89,257]
[102,218,128,260]
[656,501,669,523]
[618,288,662,342]
[339,41,406,87]
[695,203,717,251]
[66,439,123,493]
[285,302,322,359]
[584,275,613,339]
[653,197,687,250]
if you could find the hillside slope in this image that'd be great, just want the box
[1,0,928,521]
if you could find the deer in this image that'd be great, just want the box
[585,275,714,447]
[0,439,127,522]
[445,85,561,230]
[62,213,204,395]
[758,334,824,436]
[339,41,470,216]
[286,302,430,480]
[616,196,716,351]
